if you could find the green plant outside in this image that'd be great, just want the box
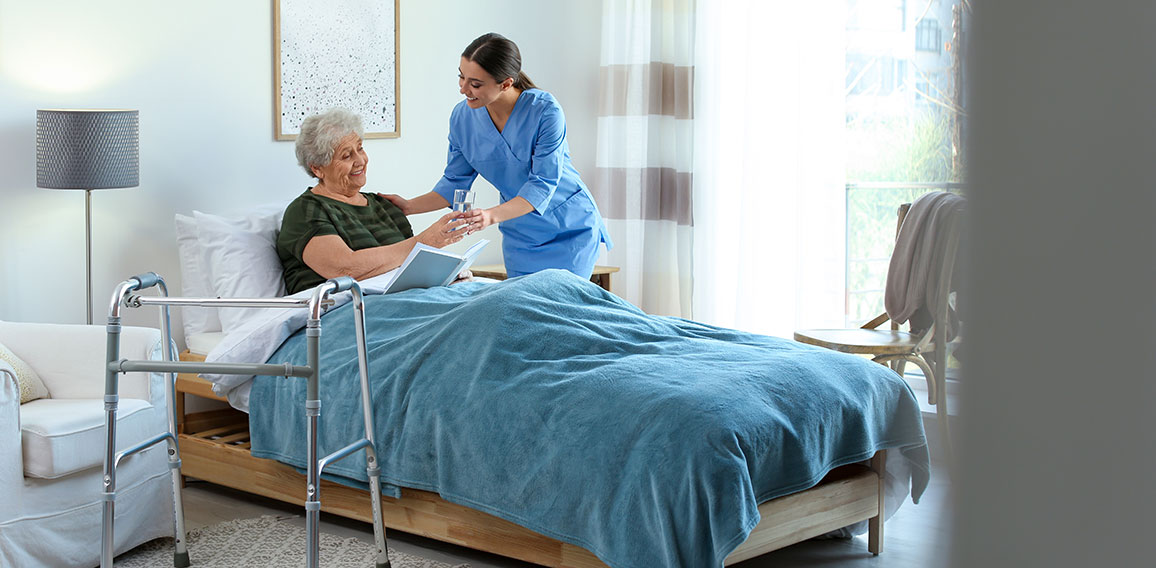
[845,106,960,326]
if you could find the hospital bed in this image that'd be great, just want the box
[173,361,894,567]
[158,206,927,567]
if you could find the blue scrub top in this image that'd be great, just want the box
[432,89,612,278]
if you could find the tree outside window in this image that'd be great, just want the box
[844,0,968,326]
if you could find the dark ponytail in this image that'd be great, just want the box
[462,33,537,90]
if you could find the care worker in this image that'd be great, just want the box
[383,32,612,279]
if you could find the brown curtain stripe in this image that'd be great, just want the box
[598,63,694,119]
[591,166,693,226]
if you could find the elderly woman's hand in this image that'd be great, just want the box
[416,212,469,248]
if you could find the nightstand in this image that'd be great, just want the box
[470,264,620,292]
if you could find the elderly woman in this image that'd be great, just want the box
[276,108,467,294]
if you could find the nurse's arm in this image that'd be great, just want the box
[381,191,450,215]
[463,196,534,232]
[486,196,534,223]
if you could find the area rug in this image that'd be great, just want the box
[113,515,468,567]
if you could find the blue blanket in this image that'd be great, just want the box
[249,269,929,568]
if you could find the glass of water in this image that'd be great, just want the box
[453,189,475,214]
[452,189,476,232]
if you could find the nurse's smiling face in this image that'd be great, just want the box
[459,56,512,109]
[312,133,368,196]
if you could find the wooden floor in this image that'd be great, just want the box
[180,418,952,568]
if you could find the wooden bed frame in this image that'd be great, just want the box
[174,350,887,567]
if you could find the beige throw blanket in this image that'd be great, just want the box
[884,191,965,339]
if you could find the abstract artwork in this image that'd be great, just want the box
[274,0,400,140]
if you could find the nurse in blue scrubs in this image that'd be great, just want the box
[383,33,612,279]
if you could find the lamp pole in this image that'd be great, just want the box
[85,188,93,324]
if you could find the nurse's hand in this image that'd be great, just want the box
[459,208,495,234]
[416,212,468,248]
[380,193,414,215]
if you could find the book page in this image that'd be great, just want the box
[441,239,490,285]
[383,240,489,293]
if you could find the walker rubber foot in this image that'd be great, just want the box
[174,551,191,567]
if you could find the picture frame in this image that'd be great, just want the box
[274,0,400,140]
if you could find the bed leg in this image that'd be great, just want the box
[868,450,886,555]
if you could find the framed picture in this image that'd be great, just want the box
[274,0,400,140]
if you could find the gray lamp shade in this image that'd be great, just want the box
[36,109,139,190]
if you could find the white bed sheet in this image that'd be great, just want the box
[198,270,400,413]
[196,273,499,413]
[185,331,225,357]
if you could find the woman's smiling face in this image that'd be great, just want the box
[313,133,368,194]
[458,56,510,109]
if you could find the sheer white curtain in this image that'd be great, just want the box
[593,0,695,317]
[692,1,847,337]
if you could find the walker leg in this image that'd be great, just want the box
[352,288,390,567]
[159,307,191,567]
[368,475,391,567]
[101,317,123,568]
[305,322,322,568]
[104,277,193,567]
[305,398,322,568]
[168,439,191,567]
[100,399,119,568]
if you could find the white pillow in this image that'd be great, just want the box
[194,205,288,335]
[0,340,50,404]
[174,213,222,338]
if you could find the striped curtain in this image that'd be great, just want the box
[592,0,695,317]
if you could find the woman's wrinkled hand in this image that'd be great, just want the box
[458,208,496,235]
[380,193,414,215]
[451,269,473,284]
[416,212,468,248]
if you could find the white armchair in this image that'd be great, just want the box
[0,321,174,567]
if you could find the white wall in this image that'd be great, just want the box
[0,0,602,345]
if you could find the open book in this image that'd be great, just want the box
[382,239,489,294]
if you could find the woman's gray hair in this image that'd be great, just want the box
[295,108,365,178]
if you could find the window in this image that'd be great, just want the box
[845,2,966,326]
[846,55,907,96]
[916,18,941,52]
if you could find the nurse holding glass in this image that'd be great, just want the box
[383,33,612,279]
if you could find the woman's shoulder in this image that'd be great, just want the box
[521,88,560,109]
[284,187,321,208]
[364,192,389,206]
[519,89,564,125]
[365,192,405,213]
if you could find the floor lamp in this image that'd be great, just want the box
[36,109,139,325]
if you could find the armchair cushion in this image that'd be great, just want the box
[20,398,156,479]
[0,340,48,404]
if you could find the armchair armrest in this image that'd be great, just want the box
[0,361,17,408]
[1,362,23,486]
[0,322,165,404]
